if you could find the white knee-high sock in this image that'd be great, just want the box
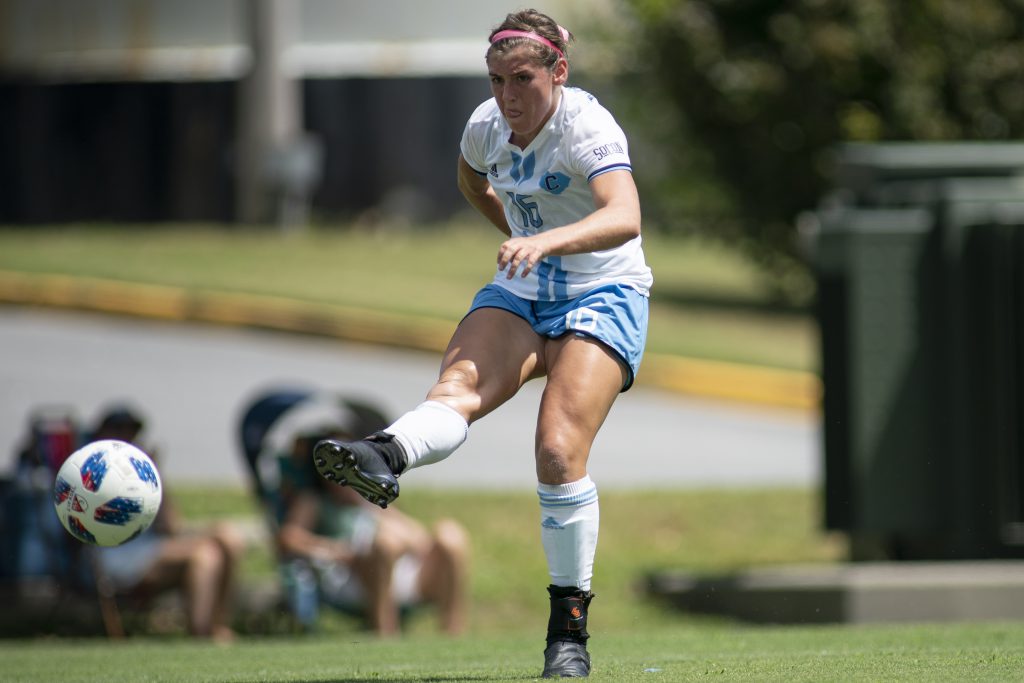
[384,400,468,471]
[537,475,600,591]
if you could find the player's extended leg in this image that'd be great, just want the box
[314,307,544,507]
[535,334,626,678]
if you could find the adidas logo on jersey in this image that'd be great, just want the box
[489,163,499,178]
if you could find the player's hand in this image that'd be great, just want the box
[497,235,548,279]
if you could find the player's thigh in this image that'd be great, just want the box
[430,307,545,421]
[535,335,626,469]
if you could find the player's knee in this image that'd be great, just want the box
[432,364,479,398]
[536,434,578,481]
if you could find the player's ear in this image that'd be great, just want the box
[552,58,568,86]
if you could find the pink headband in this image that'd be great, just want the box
[490,27,569,59]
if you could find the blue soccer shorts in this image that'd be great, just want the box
[465,282,649,391]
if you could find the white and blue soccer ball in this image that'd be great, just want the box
[53,439,163,547]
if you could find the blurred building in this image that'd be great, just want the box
[0,0,610,225]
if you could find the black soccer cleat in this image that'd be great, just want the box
[312,432,404,509]
[542,585,595,677]
[542,640,591,678]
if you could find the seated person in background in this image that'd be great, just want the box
[8,408,89,589]
[90,405,245,641]
[267,396,469,636]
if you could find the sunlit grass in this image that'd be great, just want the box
[174,486,843,635]
[0,223,815,370]
[3,621,1024,682]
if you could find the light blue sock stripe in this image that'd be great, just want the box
[538,486,598,501]
[538,490,599,508]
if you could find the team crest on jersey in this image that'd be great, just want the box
[541,172,571,195]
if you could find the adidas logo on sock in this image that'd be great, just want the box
[541,516,565,530]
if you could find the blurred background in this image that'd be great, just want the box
[2,0,1022,293]
[2,0,1024,639]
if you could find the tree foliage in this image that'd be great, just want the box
[616,0,1024,298]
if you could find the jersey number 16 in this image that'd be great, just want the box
[507,192,544,230]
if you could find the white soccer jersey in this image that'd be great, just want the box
[460,86,654,301]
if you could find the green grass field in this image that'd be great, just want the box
[171,487,845,635]
[5,225,1020,679]
[0,223,815,371]
[6,488,1020,681]
[5,621,1024,682]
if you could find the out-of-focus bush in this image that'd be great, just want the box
[611,0,1024,302]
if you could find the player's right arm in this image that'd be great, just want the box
[457,154,511,236]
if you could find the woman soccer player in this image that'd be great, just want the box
[314,8,652,678]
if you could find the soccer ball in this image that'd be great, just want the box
[53,439,163,547]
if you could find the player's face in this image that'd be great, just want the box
[487,47,568,148]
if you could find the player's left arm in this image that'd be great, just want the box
[497,169,641,279]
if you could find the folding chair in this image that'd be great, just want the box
[236,387,390,629]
